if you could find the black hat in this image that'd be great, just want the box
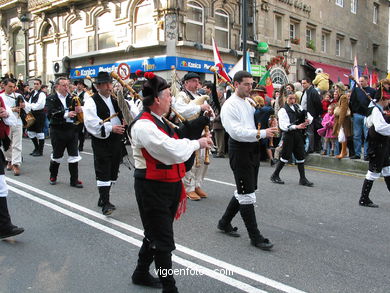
[74,79,87,87]
[183,72,201,81]
[95,71,112,84]
[142,72,170,107]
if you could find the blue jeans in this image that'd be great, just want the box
[353,113,368,157]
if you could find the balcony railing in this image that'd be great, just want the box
[28,0,84,12]
[0,0,27,10]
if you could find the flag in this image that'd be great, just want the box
[212,38,231,82]
[371,70,379,88]
[227,54,251,79]
[362,64,369,76]
[258,70,274,98]
[353,56,359,82]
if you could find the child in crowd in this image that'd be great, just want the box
[321,104,337,155]
[321,91,332,117]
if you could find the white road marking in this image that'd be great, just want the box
[8,184,267,293]
[7,177,307,293]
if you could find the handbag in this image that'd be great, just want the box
[25,112,36,128]
[317,127,326,137]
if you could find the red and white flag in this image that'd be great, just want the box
[212,38,231,82]
[353,56,359,83]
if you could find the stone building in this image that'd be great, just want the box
[0,0,388,87]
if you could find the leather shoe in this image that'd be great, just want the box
[102,203,116,215]
[6,162,12,171]
[251,236,273,251]
[70,180,83,188]
[217,220,240,237]
[0,225,24,239]
[97,198,116,208]
[270,175,284,184]
[195,187,208,198]
[12,165,20,176]
[350,155,361,159]
[299,178,314,187]
[49,177,57,185]
[132,272,162,289]
[187,191,201,201]
[270,159,278,166]
[359,200,378,208]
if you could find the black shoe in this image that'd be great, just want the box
[270,175,284,184]
[270,159,278,166]
[70,180,83,188]
[79,146,83,152]
[29,150,38,156]
[217,220,240,237]
[32,152,43,157]
[364,156,369,161]
[102,203,116,215]
[359,200,379,208]
[350,155,361,159]
[132,272,162,289]
[251,235,273,251]
[299,178,314,187]
[0,225,24,239]
[98,198,116,209]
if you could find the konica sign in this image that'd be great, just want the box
[70,56,234,79]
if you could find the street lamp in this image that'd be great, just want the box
[19,14,30,82]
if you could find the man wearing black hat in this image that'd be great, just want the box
[24,78,46,156]
[46,77,83,188]
[130,72,212,293]
[173,72,213,201]
[84,71,125,215]
[73,80,91,151]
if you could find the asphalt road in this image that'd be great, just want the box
[1,137,389,293]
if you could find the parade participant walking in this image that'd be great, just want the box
[25,78,46,156]
[46,77,83,187]
[173,72,212,201]
[358,79,390,208]
[217,71,277,251]
[73,80,90,151]
[270,91,314,186]
[0,95,24,239]
[0,78,25,176]
[84,72,125,216]
[130,72,212,292]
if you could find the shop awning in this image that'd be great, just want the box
[306,59,351,85]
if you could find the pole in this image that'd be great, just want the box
[242,0,248,71]
[24,28,28,82]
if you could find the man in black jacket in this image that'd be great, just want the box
[46,77,83,187]
[301,78,322,153]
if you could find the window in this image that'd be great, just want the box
[373,44,379,66]
[13,28,26,79]
[186,1,204,43]
[274,15,282,40]
[289,20,300,44]
[350,39,357,60]
[336,38,341,56]
[215,9,229,48]
[351,0,357,14]
[70,19,87,55]
[96,13,116,50]
[373,3,379,24]
[335,0,343,7]
[289,23,296,40]
[306,27,315,50]
[321,33,328,53]
[134,0,155,44]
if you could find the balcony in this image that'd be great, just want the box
[28,0,84,13]
[0,0,27,10]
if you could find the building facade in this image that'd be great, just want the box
[0,0,388,86]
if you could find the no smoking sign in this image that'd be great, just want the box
[117,63,131,80]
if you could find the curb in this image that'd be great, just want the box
[305,153,368,174]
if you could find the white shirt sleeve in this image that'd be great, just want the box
[372,107,390,136]
[131,119,200,165]
[83,98,112,139]
[25,92,46,112]
[2,104,17,126]
[173,91,201,119]
[278,108,294,131]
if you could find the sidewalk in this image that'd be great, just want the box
[305,153,368,174]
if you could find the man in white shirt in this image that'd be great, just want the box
[130,72,212,292]
[0,78,25,176]
[25,78,47,156]
[218,71,277,251]
[84,72,125,215]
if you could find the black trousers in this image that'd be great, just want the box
[280,131,305,161]
[228,138,260,194]
[134,178,181,252]
[367,139,390,173]
[91,134,122,182]
[50,124,78,159]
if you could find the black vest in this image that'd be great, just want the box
[283,104,306,125]
[92,93,123,122]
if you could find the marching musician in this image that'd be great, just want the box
[270,91,314,186]
[173,72,212,201]
[0,78,25,176]
[24,78,46,157]
[358,79,390,208]
[129,72,212,293]
[73,80,91,152]
[217,71,277,251]
[0,93,24,239]
[83,72,125,216]
[46,77,83,188]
